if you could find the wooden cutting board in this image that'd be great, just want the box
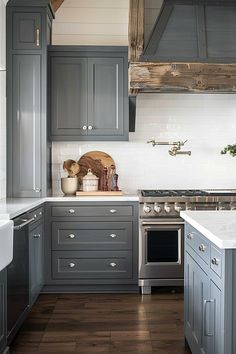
[77,151,115,187]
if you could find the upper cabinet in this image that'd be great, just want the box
[0,0,6,70]
[13,12,42,50]
[49,47,129,141]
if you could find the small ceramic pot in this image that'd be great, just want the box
[61,177,79,195]
[82,169,99,192]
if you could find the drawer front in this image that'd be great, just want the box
[52,251,132,279]
[51,205,133,218]
[185,224,210,264]
[210,245,222,278]
[52,221,132,250]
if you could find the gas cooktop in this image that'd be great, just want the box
[141,189,236,197]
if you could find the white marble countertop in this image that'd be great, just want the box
[0,194,139,219]
[181,210,236,249]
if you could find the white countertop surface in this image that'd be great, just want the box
[181,211,236,249]
[0,195,139,220]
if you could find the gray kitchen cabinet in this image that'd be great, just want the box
[50,57,88,137]
[49,46,129,141]
[184,223,233,354]
[43,202,139,293]
[29,220,44,306]
[13,12,41,50]
[0,269,7,354]
[7,0,54,198]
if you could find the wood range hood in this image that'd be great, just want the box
[129,0,236,93]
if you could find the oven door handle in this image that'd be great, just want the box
[141,221,185,226]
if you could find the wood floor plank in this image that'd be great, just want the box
[10,290,191,354]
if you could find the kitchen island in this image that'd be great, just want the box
[181,211,236,354]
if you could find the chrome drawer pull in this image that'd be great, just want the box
[211,257,220,266]
[36,29,40,46]
[69,262,75,268]
[68,234,75,239]
[110,262,117,268]
[69,209,75,214]
[199,244,206,252]
[110,234,117,238]
[34,234,41,239]
[110,209,117,214]
[187,233,193,240]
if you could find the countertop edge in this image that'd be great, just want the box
[181,211,236,249]
[0,195,139,220]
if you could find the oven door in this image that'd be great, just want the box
[139,220,184,280]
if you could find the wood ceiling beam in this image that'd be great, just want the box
[128,0,144,62]
[129,62,236,92]
[51,0,64,12]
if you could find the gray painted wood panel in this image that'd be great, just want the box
[50,57,88,137]
[51,205,133,217]
[29,222,44,306]
[12,55,41,197]
[52,250,133,280]
[209,280,223,354]
[88,57,124,136]
[51,221,133,251]
[0,269,6,354]
[13,12,41,50]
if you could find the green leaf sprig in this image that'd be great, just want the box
[221,144,236,157]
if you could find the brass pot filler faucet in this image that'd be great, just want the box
[147,139,191,156]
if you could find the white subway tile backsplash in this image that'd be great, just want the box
[52,94,236,194]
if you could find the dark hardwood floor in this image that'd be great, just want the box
[10,289,191,354]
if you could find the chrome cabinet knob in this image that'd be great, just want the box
[34,234,41,239]
[174,203,182,213]
[69,262,75,268]
[88,125,93,130]
[82,126,87,130]
[34,188,41,193]
[110,262,117,268]
[69,209,75,214]
[68,234,75,239]
[154,203,162,214]
[187,233,193,240]
[211,257,220,266]
[110,209,117,214]
[143,203,151,214]
[199,244,206,252]
[39,211,42,216]
[164,203,171,213]
[110,234,117,238]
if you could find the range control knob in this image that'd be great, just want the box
[143,203,152,214]
[230,203,236,211]
[154,203,162,214]
[174,203,182,213]
[185,203,192,211]
[164,203,171,214]
[218,202,226,211]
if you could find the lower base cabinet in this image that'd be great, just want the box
[0,269,7,354]
[184,223,233,354]
[44,202,139,292]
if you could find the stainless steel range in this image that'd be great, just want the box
[139,189,236,294]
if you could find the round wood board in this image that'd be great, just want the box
[77,151,115,188]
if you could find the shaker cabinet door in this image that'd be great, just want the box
[88,58,125,137]
[12,55,42,197]
[13,12,42,50]
[50,57,88,138]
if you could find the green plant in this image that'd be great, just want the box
[221,144,236,157]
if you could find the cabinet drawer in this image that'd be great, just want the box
[185,224,210,264]
[52,221,132,250]
[52,251,132,279]
[51,205,133,218]
[210,245,222,278]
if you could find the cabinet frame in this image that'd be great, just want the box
[48,46,129,141]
